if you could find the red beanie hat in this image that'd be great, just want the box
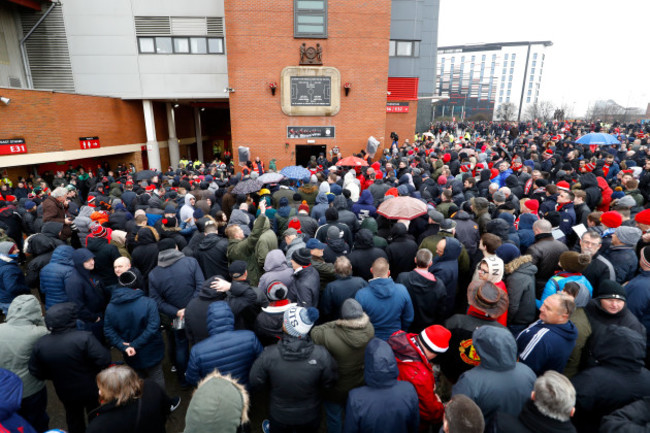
[442,153,451,164]
[385,188,399,198]
[490,168,499,180]
[601,211,623,228]
[288,217,302,232]
[524,199,539,214]
[298,203,310,214]
[635,209,650,226]
[556,181,570,191]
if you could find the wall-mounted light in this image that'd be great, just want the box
[224,87,236,93]
[0,97,10,105]
[344,82,351,97]
[173,103,179,108]
[269,82,278,96]
[200,107,205,112]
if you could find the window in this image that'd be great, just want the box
[532,60,537,67]
[506,96,510,102]
[512,53,516,59]
[390,40,420,57]
[530,74,534,82]
[500,89,504,96]
[137,36,224,54]
[526,97,531,103]
[527,90,532,96]
[294,0,327,38]
[504,53,509,61]
[482,54,486,61]
[533,52,538,59]
[531,68,535,74]
[529,82,533,88]
[509,75,513,81]
[510,68,514,74]
[471,55,475,61]
[499,97,503,102]
[508,82,512,89]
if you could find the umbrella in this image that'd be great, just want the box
[422,132,435,138]
[231,179,263,195]
[336,156,368,167]
[377,196,427,220]
[258,172,285,184]
[281,165,311,180]
[575,133,620,146]
[133,170,158,181]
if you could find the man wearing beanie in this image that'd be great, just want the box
[104,269,166,389]
[288,246,321,308]
[388,324,451,428]
[572,279,646,371]
[250,305,337,433]
[603,226,642,284]
[311,299,374,433]
[625,246,650,366]
[254,281,297,346]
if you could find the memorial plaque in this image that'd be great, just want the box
[287,126,335,139]
[290,76,331,106]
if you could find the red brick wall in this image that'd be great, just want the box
[225,0,391,169]
[0,87,147,154]
[385,100,418,149]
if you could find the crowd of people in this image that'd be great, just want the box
[1,119,650,433]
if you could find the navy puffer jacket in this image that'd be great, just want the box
[185,301,262,387]
[39,245,75,309]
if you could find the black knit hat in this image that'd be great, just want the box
[597,280,626,301]
[292,248,312,266]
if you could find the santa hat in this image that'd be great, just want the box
[544,149,554,155]
[556,181,570,191]
[419,325,451,354]
[87,196,96,207]
[145,184,156,192]
[90,222,110,239]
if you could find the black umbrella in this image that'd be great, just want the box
[231,179,263,195]
[134,170,158,181]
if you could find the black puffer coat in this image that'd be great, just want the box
[249,334,338,425]
[347,229,388,281]
[385,223,418,276]
[395,269,447,333]
[194,233,229,279]
[130,227,160,291]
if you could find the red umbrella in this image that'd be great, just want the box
[377,196,428,220]
[336,156,368,167]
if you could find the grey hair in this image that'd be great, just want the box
[533,371,575,422]
[499,186,511,197]
[533,219,552,234]
[51,187,69,198]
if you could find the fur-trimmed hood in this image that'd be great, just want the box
[185,370,250,432]
[504,254,533,274]
[335,313,370,330]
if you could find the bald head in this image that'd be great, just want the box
[113,257,131,277]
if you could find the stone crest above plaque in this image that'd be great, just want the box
[281,66,341,117]
[299,43,323,65]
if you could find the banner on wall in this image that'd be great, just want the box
[0,138,27,155]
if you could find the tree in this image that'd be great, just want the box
[524,103,540,121]
[539,100,554,122]
[496,102,517,121]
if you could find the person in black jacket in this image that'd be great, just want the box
[86,223,122,287]
[386,222,418,277]
[346,228,388,281]
[65,248,107,342]
[396,249,447,333]
[320,256,367,322]
[130,226,159,292]
[249,305,337,432]
[194,221,229,279]
[23,223,63,289]
[29,302,111,433]
[599,397,650,433]
[86,365,172,433]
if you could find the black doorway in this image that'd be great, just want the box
[295,145,326,167]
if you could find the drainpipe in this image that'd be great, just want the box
[20,1,58,89]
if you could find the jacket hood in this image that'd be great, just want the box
[110,287,144,304]
[50,245,75,267]
[327,237,348,254]
[473,326,517,371]
[264,249,291,272]
[364,338,398,388]
[591,324,646,371]
[504,255,536,275]
[354,229,374,249]
[207,301,235,335]
[277,205,295,218]
[358,190,374,205]
[198,233,226,251]
[453,209,472,221]
[0,368,22,421]
[518,213,538,231]
[279,334,314,361]
[479,169,492,181]
[333,195,349,211]
[486,218,511,241]
[6,294,45,326]
[136,226,159,245]
[25,233,57,256]
[315,192,329,205]
[360,217,378,234]
[597,176,611,191]
[438,237,461,262]
[482,255,504,283]
[334,314,373,348]
[41,221,64,239]
[199,277,228,300]
[157,249,184,267]
[44,302,78,333]
[229,209,250,227]
[368,278,396,299]
[72,248,95,276]
[505,174,519,188]
[184,193,195,205]
[579,173,598,189]
[450,179,463,196]
[389,222,408,239]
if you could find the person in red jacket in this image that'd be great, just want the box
[388,324,452,431]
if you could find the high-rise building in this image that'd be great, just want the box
[436,41,552,121]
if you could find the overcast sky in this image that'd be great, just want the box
[437,0,650,117]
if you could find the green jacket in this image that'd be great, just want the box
[0,295,49,398]
[311,314,374,403]
[420,232,471,274]
[311,256,336,291]
[228,215,268,283]
[253,218,279,286]
[564,307,591,379]
[360,218,388,249]
[184,371,249,433]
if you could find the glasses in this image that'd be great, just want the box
[478,268,489,274]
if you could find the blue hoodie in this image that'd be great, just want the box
[344,338,419,433]
[0,369,37,433]
[516,319,578,376]
[40,245,75,309]
[310,192,330,223]
[430,237,461,315]
[355,278,414,341]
